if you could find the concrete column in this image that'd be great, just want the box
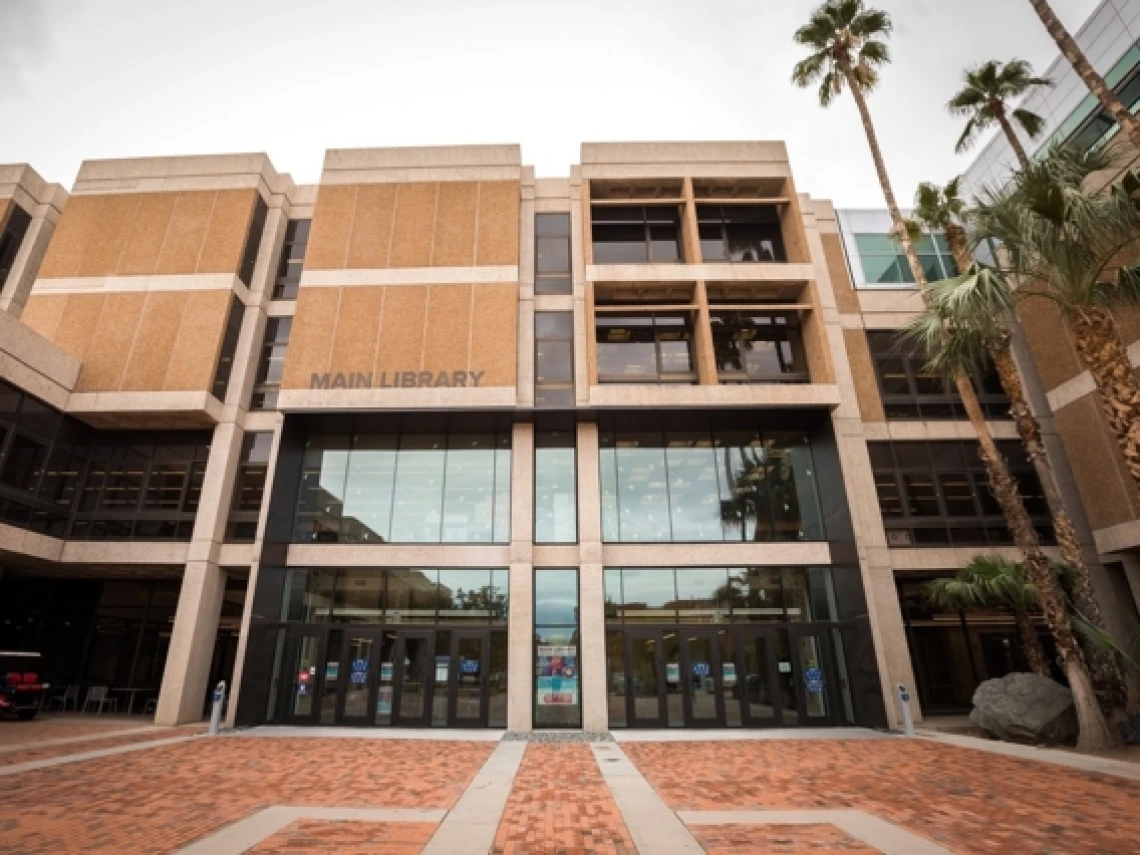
[570,167,590,405]
[517,169,536,407]
[576,422,607,731]
[507,422,535,731]
[693,280,717,385]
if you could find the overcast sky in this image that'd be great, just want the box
[0,0,1101,207]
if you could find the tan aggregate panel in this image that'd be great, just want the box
[1017,297,1082,392]
[164,290,232,391]
[77,194,138,277]
[376,285,428,371]
[844,327,886,421]
[117,192,177,275]
[282,287,342,388]
[475,181,519,266]
[469,282,517,386]
[198,189,256,274]
[328,286,383,377]
[54,294,105,361]
[822,233,860,314]
[801,281,834,384]
[1054,394,1140,530]
[0,199,9,233]
[389,183,438,268]
[347,184,397,269]
[431,182,478,267]
[780,189,810,264]
[156,192,215,275]
[120,291,189,390]
[304,185,356,270]
[422,284,473,373]
[76,292,146,392]
[39,195,102,278]
[19,294,67,342]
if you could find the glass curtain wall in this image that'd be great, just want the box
[293,420,511,544]
[534,568,581,727]
[600,415,824,543]
[535,428,577,543]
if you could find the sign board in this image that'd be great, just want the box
[778,661,792,674]
[666,662,680,684]
[804,666,825,694]
[692,662,711,678]
[310,370,487,390]
[536,644,578,707]
[350,658,369,685]
[722,663,737,687]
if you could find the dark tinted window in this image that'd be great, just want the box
[592,205,681,264]
[273,219,310,300]
[238,197,269,286]
[0,205,32,291]
[211,295,246,402]
[697,205,785,262]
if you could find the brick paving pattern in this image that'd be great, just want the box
[0,724,205,767]
[249,819,439,855]
[0,716,140,748]
[491,743,636,855]
[688,823,877,854]
[0,737,492,855]
[624,739,1140,854]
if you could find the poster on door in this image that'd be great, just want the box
[536,644,578,707]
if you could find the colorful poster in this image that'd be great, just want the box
[380,662,393,681]
[722,663,737,687]
[536,644,578,706]
[376,686,393,715]
[666,662,680,684]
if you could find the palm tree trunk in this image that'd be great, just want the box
[842,61,1117,749]
[1026,0,1140,151]
[1069,305,1140,489]
[1012,601,1052,676]
[993,105,1032,169]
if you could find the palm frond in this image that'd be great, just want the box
[1012,108,1046,140]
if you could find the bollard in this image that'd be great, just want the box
[209,680,226,736]
[896,683,914,736]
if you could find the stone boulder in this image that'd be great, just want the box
[969,672,1077,745]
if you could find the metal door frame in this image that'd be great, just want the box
[336,628,386,727]
[280,626,326,725]
[391,630,435,728]
[733,626,783,728]
[677,627,725,728]
[787,624,842,727]
[623,628,667,728]
[448,629,491,728]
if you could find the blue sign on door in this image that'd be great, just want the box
[692,662,710,677]
[804,666,825,694]
[350,658,369,685]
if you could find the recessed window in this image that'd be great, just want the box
[238,197,270,287]
[711,310,807,383]
[251,317,292,410]
[535,213,572,295]
[273,219,310,300]
[535,311,575,407]
[595,312,695,383]
[225,432,274,542]
[591,205,681,264]
[0,205,32,292]
[211,296,246,403]
[697,205,786,263]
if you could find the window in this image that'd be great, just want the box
[595,312,695,383]
[293,419,511,545]
[697,205,786,262]
[273,219,310,300]
[711,310,807,383]
[535,311,574,407]
[535,213,572,295]
[866,331,1008,419]
[535,427,576,543]
[250,318,292,410]
[211,295,246,402]
[238,197,269,287]
[591,205,681,264]
[0,205,32,292]
[854,233,957,286]
[869,440,1052,547]
[534,568,581,728]
[599,414,825,544]
[225,432,273,542]
[604,567,838,624]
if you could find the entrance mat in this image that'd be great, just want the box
[689,823,877,854]
[503,731,613,742]
[249,819,439,854]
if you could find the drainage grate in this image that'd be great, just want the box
[502,731,614,743]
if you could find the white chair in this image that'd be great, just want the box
[47,684,80,712]
[82,685,117,714]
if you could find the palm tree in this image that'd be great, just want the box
[949,60,1052,166]
[1024,1,1140,151]
[792,0,1116,749]
[926,557,1050,676]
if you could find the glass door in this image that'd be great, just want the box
[678,629,724,727]
[624,629,667,728]
[392,631,434,727]
[374,631,398,727]
[789,625,840,726]
[339,630,384,726]
[449,630,490,728]
[283,628,325,725]
[736,628,781,728]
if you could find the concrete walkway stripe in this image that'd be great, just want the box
[590,742,704,855]
[679,809,951,855]
[0,733,203,777]
[916,730,1140,781]
[421,739,526,855]
[175,806,447,855]
[0,725,164,754]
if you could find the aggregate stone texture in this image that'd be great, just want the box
[0,724,205,767]
[688,823,878,854]
[623,739,1140,854]
[0,736,492,854]
[249,819,439,855]
[503,731,615,743]
[491,743,637,855]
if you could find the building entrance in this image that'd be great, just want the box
[610,625,841,728]
[280,626,494,728]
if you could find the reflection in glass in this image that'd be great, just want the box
[685,633,718,721]
[535,432,577,543]
[743,634,775,721]
[675,568,730,623]
[387,569,438,623]
[398,635,430,721]
[441,434,496,543]
[619,569,676,623]
[798,635,830,719]
[488,631,509,728]
[666,434,722,541]
[630,634,663,722]
[290,635,320,717]
[719,630,741,727]
[534,568,578,625]
[606,630,627,727]
[391,434,445,542]
[334,569,384,623]
[342,434,396,542]
[343,634,374,718]
[664,632,683,727]
[320,629,342,724]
